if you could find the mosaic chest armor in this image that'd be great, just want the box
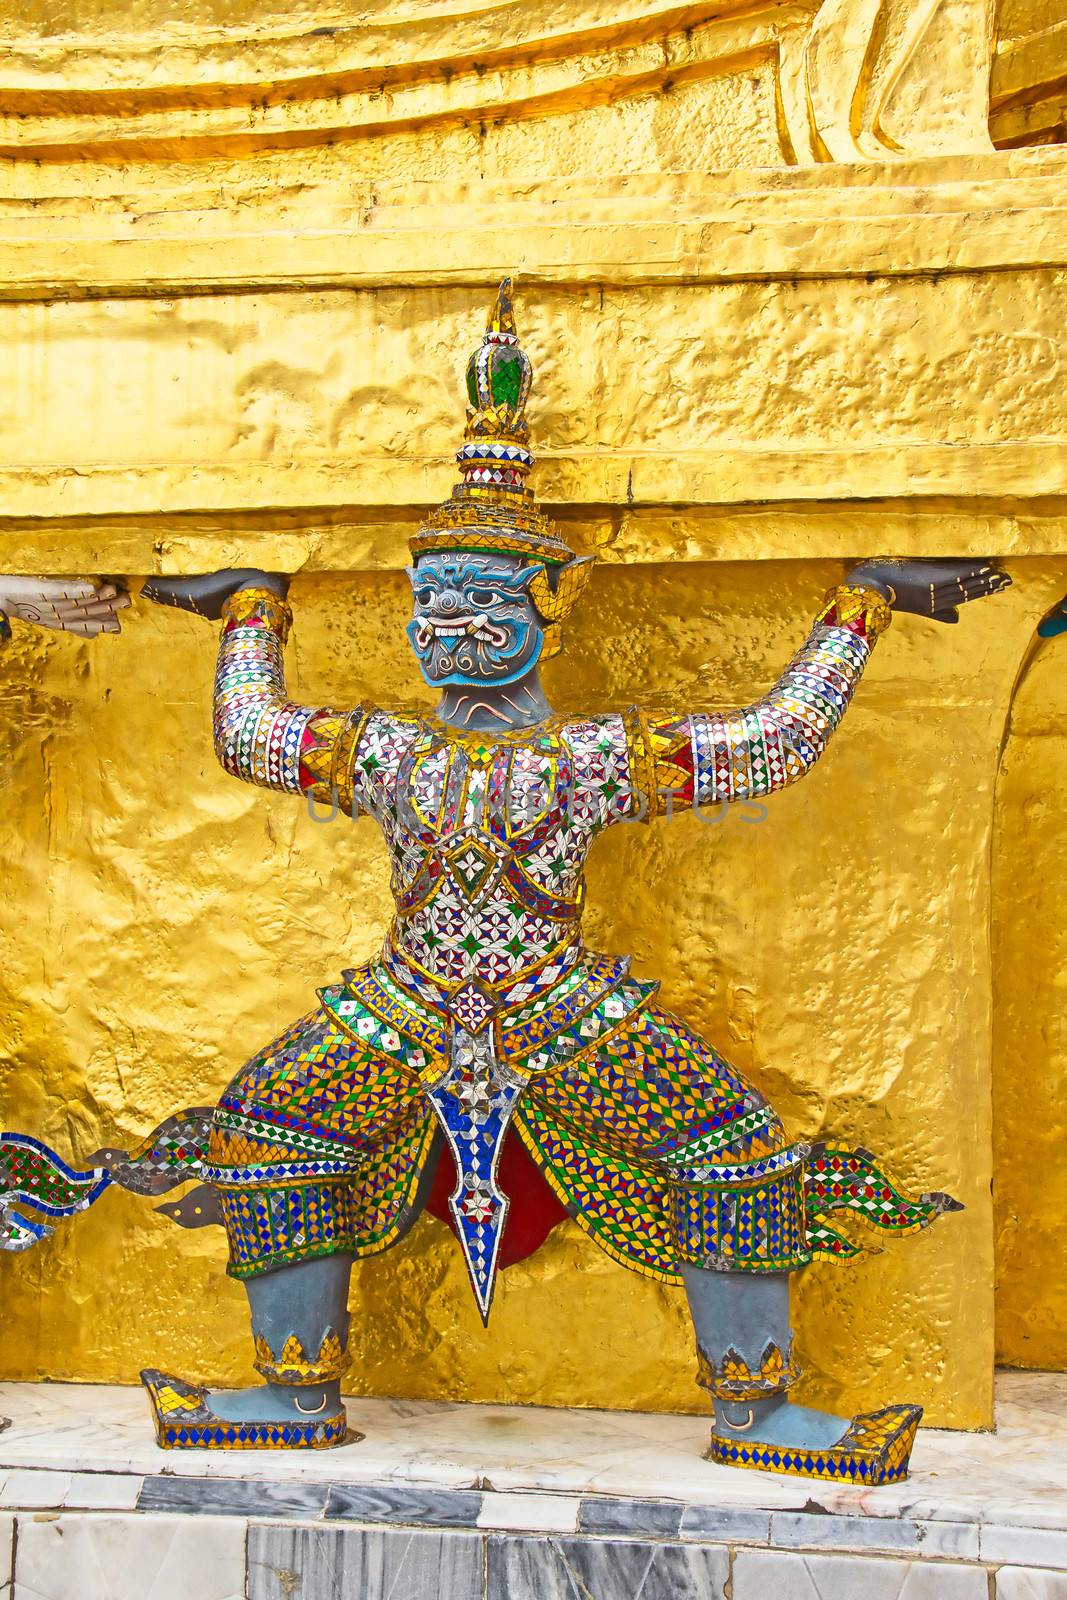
[362,713,634,990]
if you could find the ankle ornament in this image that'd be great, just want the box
[294,1390,330,1415]
[718,1403,756,1432]
[697,1339,800,1403]
[253,1330,350,1386]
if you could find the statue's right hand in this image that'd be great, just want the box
[141,569,289,622]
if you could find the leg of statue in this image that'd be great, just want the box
[140,1252,355,1449]
[135,1000,435,1448]
[682,1264,922,1481]
[208,1252,354,1423]
[521,998,945,1483]
[682,1266,847,1448]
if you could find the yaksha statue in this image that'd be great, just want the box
[1,283,1009,1484]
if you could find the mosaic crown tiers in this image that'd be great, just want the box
[410,278,574,567]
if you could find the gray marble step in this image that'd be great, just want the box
[1,1374,1065,1599]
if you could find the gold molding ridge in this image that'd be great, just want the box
[1,157,1066,298]
[1,444,1064,527]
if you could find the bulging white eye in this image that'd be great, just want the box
[415,587,437,607]
[469,587,503,608]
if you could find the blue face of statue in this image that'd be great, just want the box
[406,553,544,688]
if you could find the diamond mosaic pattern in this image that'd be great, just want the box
[215,1011,423,1162]
[685,625,874,808]
[527,1005,769,1161]
[707,1403,922,1485]
[140,1369,351,1451]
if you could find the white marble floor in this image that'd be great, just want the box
[0,1370,1064,1534]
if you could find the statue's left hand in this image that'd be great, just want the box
[846,558,1011,624]
[141,569,289,621]
[0,577,131,637]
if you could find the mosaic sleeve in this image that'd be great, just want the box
[640,584,893,816]
[212,587,367,808]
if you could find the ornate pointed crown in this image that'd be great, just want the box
[410,279,574,567]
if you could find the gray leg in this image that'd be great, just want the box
[246,1251,352,1359]
[682,1265,848,1450]
[207,1252,354,1425]
[683,1265,792,1356]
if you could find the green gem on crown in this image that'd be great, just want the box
[466,341,528,410]
[410,277,575,566]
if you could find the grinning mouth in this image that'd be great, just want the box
[413,614,510,652]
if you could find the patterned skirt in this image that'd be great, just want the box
[205,991,946,1284]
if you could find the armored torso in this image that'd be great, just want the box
[352,712,642,993]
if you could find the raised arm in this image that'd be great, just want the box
[641,582,889,815]
[638,560,1010,818]
[143,570,364,810]
[211,585,361,805]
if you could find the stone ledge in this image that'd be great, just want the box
[2,445,1066,532]
[2,499,1067,575]
[2,1513,1064,1599]
[0,1371,1063,1596]
[2,152,1066,295]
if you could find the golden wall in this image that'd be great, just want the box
[993,624,1067,1371]
[0,0,1065,1425]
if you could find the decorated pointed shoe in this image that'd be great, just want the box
[140,1369,355,1450]
[706,1403,922,1486]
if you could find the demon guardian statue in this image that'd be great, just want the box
[0,284,1009,1483]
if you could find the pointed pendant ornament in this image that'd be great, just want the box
[424,1024,526,1323]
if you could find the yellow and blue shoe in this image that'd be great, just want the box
[706,1404,922,1485]
[140,1369,354,1450]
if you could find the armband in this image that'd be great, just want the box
[220,587,293,642]
[816,584,892,641]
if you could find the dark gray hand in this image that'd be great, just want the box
[846,559,1011,624]
[141,569,289,621]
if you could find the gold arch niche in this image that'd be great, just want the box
[993,599,1067,1370]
